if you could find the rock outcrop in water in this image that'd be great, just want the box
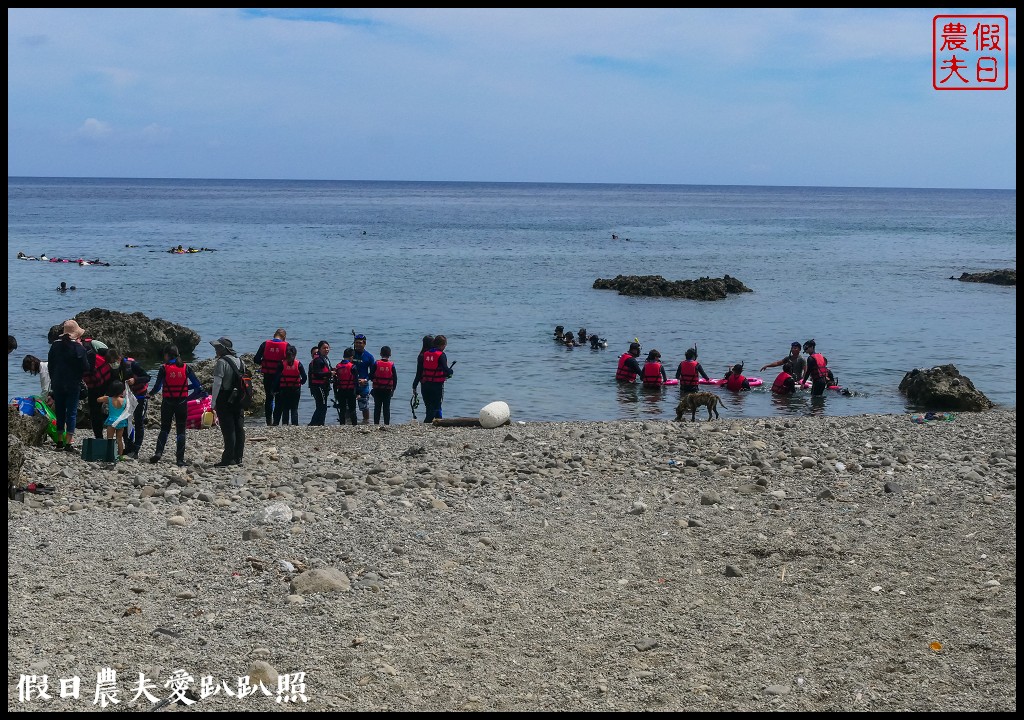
[593,274,752,300]
[46,308,201,361]
[950,269,1016,286]
[898,364,994,411]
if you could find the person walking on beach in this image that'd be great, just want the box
[148,344,204,467]
[273,345,307,425]
[770,361,798,395]
[675,347,711,394]
[411,335,435,419]
[46,319,90,451]
[370,345,397,425]
[801,339,831,397]
[333,347,358,425]
[307,340,333,426]
[210,337,246,466]
[615,341,643,383]
[351,333,375,425]
[760,341,806,381]
[641,349,668,387]
[108,349,151,458]
[254,328,293,426]
[415,334,453,423]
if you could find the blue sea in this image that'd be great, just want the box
[7,178,1016,423]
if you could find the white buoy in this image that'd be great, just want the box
[479,401,511,429]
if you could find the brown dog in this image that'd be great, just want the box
[675,391,726,422]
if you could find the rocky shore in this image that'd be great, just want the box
[7,409,1016,712]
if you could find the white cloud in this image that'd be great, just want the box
[73,118,114,141]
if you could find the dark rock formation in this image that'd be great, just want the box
[950,269,1016,286]
[8,433,25,490]
[8,404,49,447]
[593,274,753,300]
[47,309,201,363]
[898,364,994,411]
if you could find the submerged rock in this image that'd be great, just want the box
[951,269,1016,286]
[593,274,752,300]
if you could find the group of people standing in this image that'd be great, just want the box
[614,338,835,396]
[253,329,455,428]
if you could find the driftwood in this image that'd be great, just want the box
[431,418,482,427]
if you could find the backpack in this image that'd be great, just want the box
[227,358,254,410]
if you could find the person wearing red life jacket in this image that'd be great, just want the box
[273,345,307,426]
[675,347,711,393]
[723,363,751,391]
[771,360,797,395]
[254,328,294,426]
[332,347,359,425]
[307,340,333,426]
[369,345,398,425]
[801,339,831,397]
[82,338,113,440]
[147,344,204,467]
[415,334,454,423]
[641,350,668,387]
[616,342,643,383]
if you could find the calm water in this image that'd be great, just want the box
[7,178,1016,423]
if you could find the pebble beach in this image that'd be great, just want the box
[7,408,1017,712]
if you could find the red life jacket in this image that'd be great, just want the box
[333,360,356,390]
[308,357,330,386]
[422,350,446,383]
[123,357,149,396]
[771,371,793,394]
[677,360,699,386]
[809,353,829,380]
[641,361,664,386]
[83,352,112,389]
[260,339,288,374]
[616,353,638,382]
[724,373,747,391]
[373,360,395,390]
[162,362,189,399]
[279,359,303,388]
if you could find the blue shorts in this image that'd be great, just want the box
[356,382,370,411]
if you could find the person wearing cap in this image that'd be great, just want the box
[760,341,807,381]
[147,344,204,467]
[211,337,246,467]
[615,341,643,383]
[351,333,375,425]
[675,347,711,393]
[253,328,295,426]
[801,339,831,397]
[46,319,90,451]
[641,350,668,387]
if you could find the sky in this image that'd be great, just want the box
[7,8,1017,189]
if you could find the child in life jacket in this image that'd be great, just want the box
[723,363,751,391]
[641,349,668,386]
[369,346,398,425]
[771,361,797,395]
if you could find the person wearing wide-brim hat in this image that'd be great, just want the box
[210,337,246,467]
[46,319,90,451]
